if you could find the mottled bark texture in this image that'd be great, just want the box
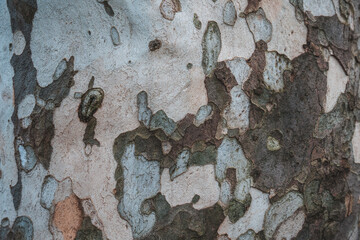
[1,0,360,239]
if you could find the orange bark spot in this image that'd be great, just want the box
[53,194,83,240]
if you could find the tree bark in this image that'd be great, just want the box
[1,0,360,239]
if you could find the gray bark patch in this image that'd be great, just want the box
[202,21,221,76]
[223,0,237,26]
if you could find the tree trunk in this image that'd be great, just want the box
[1,0,360,239]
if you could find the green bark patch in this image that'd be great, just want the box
[75,217,103,240]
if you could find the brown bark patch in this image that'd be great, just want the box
[53,194,83,240]
[244,0,261,14]
[214,62,238,93]
[243,41,267,96]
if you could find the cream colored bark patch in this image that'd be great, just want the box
[218,188,270,239]
[237,0,248,12]
[50,91,133,240]
[218,17,255,62]
[32,0,208,121]
[161,165,220,210]
[261,0,307,59]
[31,0,255,88]
[325,56,349,113]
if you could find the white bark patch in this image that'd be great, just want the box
[303,0,336,17]
[325,56,349,113]
[246,8,272,43]
[218,188,270,239]
[226,57,251,85]
[264,191,304,239]
[13,30,26,55]
[218,16,255,62]
[0,187,16,228]
[274,210,306,240]
[21,117,32,129]
[263,52,292,92]
[53,59,67,81]
[18,145,37,172]
[32,0,209,121]
[234,178,251,201]
[216,137,252,208]
[220,180,232,205]
[352,122,360,164]
[220,178,251,206]
[53,178,73,204]
[31,0,130,88]
[17,94,36,119]
[261,0,307,59]
[237,0,248,12]
[161,165,220,210]
[224,58,251,133]
[118,144,160,238]
[216,137,251,182]
[224,86,250,133]
[160,0,181,21]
